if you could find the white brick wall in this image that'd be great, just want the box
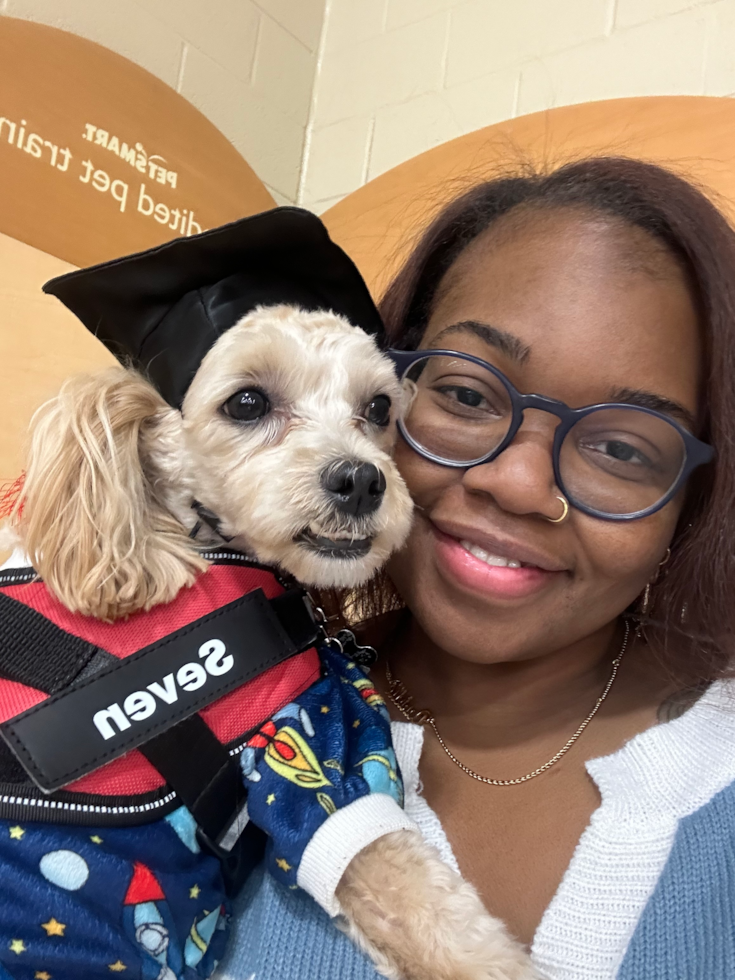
[299,0,731,212]
[1,0,326,203]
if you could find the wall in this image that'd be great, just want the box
[300,0,735,212]
[0,0,326,205]
[5,1,735,217]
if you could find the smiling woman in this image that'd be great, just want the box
[219,158,735,980]
[379,161,733,690]
[376,159,735,975]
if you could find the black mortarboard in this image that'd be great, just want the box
[43,207,384,408]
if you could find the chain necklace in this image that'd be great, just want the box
[384,619,631,786]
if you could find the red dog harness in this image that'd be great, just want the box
[0,550,320,872]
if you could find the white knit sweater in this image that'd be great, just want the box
[392,680,735,980]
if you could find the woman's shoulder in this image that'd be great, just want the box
[617,772,735,979]
[215,862,381,980]
[586,677,735,819]
[533,679,735,979]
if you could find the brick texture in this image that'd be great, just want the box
[300,0,732,211]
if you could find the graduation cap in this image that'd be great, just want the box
[43,207,384,409]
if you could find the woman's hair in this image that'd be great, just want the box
[359,157,735,686]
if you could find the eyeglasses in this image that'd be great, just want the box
[387,349,714,521]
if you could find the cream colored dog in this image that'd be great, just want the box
[8,304,535,980]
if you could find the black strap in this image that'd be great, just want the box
[0,591,97,693]
[141,714,246,845]
[271,589,320,653]
[140,713,267,896]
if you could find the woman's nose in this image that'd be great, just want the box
[461,417,561,518]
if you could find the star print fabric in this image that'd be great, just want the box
[0,809,228,979]
[241,647,404,890]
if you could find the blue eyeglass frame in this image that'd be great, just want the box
[386,348,715,522]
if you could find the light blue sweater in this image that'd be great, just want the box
[217,779,735,980]
[618,779,735,979]
[217,691,735,980]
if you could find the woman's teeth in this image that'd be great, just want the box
[460,540,523,568]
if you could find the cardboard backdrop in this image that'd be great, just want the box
[322,95,735,303]
[0,16,275,483]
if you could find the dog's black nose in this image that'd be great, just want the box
[321,461,386,517]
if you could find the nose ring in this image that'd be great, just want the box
[546,495,569,524]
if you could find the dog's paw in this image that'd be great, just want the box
[335,829,540,980]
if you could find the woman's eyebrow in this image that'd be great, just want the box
[430,320,531,363]
[426,326,695,428]
[608,387,696,430]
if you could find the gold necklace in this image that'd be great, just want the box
[384,619,631,786]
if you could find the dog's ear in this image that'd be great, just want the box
[16,367,208,621]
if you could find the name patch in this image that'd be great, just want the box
[1,589,298,792]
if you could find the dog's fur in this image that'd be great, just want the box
[7,304,535,980]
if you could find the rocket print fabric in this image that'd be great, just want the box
[0,807,228,979]
[241,646,403,887]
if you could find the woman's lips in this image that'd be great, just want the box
[430,524,564,600]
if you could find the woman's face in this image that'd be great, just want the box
[389,208,703,662]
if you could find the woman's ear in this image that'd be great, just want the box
[16,367,208,621]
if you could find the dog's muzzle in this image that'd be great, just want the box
[319,461,386,518]
[294,460,387,561]
[296,530,372,559]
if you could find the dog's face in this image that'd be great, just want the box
[180,304,414,587]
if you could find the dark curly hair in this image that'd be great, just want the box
[335,157,735,688]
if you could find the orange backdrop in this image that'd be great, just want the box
[322,96,735,302]
[0,17,275,484]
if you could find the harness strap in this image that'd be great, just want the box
[0,587,319,793]
[270,589,322,654]
[142,714,246,844]
[141,713,267,896]
[0,591,96,693]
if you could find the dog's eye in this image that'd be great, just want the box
[223,388,270,422]
[365,394,391,427]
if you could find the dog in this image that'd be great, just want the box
[0,212,535,980]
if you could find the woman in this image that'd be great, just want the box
[219,157,735,980]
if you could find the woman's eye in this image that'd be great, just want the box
[222,388,270,422]
[435,384,500,415]
[438,384,485,408]
[365,394,392,426]
[602,440,638,462]
[585,438,652,469]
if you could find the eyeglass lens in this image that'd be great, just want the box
[401,355,687,517]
